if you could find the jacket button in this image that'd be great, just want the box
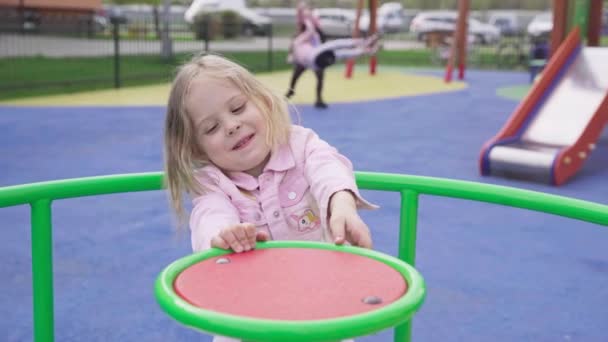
[273,211,280,218]
[288,191,297,200]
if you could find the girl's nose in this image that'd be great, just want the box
[227,122,241,136]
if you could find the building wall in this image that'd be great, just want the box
[0,0,104,34]
[0,0,102,11]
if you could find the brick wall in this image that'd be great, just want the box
[0,0,102,11]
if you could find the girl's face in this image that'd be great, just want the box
[186,75,270,177]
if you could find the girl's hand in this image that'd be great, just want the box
[328,191,373,249]
[210,223,269,253]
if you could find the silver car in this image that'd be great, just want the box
[410,11,501,44]
[527,12,552,38]
[314,8,356,38]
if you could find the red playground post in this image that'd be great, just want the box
[444,0,469,83]
[345,0,378,78]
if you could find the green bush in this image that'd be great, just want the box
[221,10,241,39]
[192,12,221,40]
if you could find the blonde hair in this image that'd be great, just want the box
[164,53,292,224]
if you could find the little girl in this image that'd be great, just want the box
[163,54,376,341]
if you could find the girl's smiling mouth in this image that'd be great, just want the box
[232,134,255,150]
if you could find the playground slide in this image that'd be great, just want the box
[480,28,608,185]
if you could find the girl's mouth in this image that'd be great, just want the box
[232,134,254,150]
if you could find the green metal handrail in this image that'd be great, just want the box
[1,171,607,342]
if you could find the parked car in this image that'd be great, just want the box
[314,8,355,38]
[20,9,42,31]
[409,11,454,36]
[488,12,522,36]
[410,11,501,44]
[184,0,271,36]
[92,13,109,32]
[358,2,407,34]
[527,12,552,38]
[469,17,502,43]
[238,7,271,36]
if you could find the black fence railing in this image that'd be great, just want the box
[4,10,593,101]
[0,16,290,99]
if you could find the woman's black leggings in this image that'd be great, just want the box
[287,64,325,103]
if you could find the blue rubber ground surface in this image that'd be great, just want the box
[1,69,607,342]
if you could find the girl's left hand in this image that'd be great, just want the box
[328,191,373,249]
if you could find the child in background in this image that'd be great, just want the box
[291,19,380,74]
[286,1,379,109]
[530,34,549,60]
[163,54,376,341]
[286,17,379,109]
[286,0,328,108]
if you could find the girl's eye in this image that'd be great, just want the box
[232,103,246,114]
[205,124,218,134]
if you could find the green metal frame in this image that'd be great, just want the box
[1,171,608,342]
[155,240,426,342]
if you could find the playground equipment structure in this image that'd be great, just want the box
[2,171,608,342]
[344,0,378,78]
[155,240,426,341]
[443,0,604,83]
[479,28,608,185]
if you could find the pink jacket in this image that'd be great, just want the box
[291,19,321,69]
[189,125,376,252]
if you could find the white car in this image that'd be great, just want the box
[314,8,356,38]
[409,11,454,36]
[488,12,522,36]
[469,17,501,43]
[410,11,501,44]
[358,2,407,34]
[527,12,552,38]
[184,0,271,36]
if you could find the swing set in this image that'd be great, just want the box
[345,0,379,78]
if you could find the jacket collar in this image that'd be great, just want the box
[227,143,295,190]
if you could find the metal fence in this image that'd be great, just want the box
[1,8,605,100]
[0,14,287,98]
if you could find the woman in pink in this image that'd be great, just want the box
[164,54,376,341]
[286,1,329,108]
[286,11,379,108]
[291,19,379,73]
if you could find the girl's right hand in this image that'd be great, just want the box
[210,223,269,253]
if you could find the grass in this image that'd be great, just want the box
[0,48,505,101]
[0,51,290,100]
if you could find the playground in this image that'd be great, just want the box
[1,0,608,341]
[1,59,607,340]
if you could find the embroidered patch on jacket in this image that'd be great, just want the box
[290,209,320,232]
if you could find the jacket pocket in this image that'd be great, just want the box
[278,177,310,208]
[279,178,323,237]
